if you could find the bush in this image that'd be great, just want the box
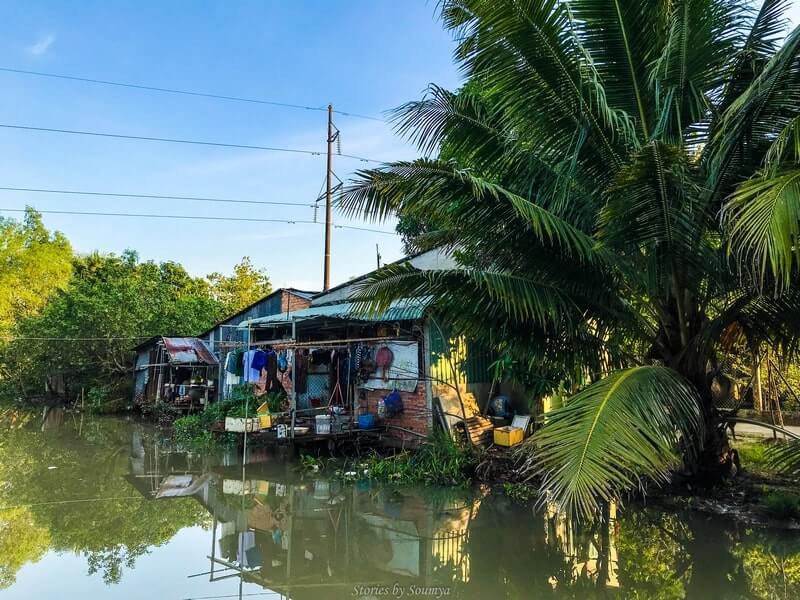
[338,432,479,486]
[763,491,800,520]
[139,401,182,425]
[173,414,214,450]
[503,482,537,502]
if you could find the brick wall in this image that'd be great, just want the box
[281,291,312,312]
[362,382,430,443]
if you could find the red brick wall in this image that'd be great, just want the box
[281,291,312,312]
[362,382,430,443]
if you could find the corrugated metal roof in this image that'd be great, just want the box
[239,297,428,328]
[162,337,218,365]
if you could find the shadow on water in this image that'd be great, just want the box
[1,410,799,599]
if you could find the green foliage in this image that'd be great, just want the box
[173,414,213,450]
[339,0,800,517]
[344,433,479,486]
[763,491,800,520]
[525,367,703,519]
[299,454,326,472]
[502,482,537,503]
[0,250,223,407]
[0,208,72,331]
[207,256,272,314]
[138,401,182,425]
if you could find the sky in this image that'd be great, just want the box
[0,1,461,291]
[0,2,798,292]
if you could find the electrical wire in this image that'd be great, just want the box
[0,186,316,208]
[0,207,397,235]
[0,66,385,122]
[0,336,152,341]
[0,123,382,163]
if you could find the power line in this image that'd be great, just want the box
[0,123,382,163]
[0,336,151,341]
[0,66,384,122]
[0,207,397,235]
[0,186,316,208]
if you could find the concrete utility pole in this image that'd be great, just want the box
[323,104,334,291]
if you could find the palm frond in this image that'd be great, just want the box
[724,169,800,289]
[339,159,604,264]
[763,439,800,477]
[525,366,703,520]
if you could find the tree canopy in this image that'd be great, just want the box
[207,256,272,314]
[0,211,274,408]
[340,0,800,517]
[0,208,72,331]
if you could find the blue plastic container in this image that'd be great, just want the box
[358,414,376,429]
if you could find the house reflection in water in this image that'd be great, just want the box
[124,427,623,599]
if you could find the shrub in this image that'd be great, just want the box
[340,432,479,486]
[173,414,214,450]
[503,482,537,502]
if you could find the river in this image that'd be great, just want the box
[0,409,798,599]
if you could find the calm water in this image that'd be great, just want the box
[0,409,798,599]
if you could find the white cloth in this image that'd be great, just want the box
[362,341,419,392]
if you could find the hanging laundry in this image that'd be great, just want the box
[310,349,331,365]
[251,349,268,372]
[255,368,268,396]
[227,349,245,377]
[294,350,309,394]
[243,349,265,383]
[265,350,284,394]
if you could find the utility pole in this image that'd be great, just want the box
[376,244,382,269]
[324,104,335,291]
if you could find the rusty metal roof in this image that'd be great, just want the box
[162,337,218,365]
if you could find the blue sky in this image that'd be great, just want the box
[0,1,460,290]
[0,2,797,291]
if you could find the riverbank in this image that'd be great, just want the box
[290,433,800,530]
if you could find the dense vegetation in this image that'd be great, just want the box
[341,0,800,517]
[0,209,272,410]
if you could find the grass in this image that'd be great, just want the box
[735,439,774,474]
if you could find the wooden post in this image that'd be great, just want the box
[753,348,764,412]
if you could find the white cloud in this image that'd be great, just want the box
[27,33,56,56]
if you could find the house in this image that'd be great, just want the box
[133,336,219,409]
[235,249,526,445]
[199,288,316,354]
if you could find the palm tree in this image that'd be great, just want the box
[340,0,800,518]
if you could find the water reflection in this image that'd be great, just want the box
[1,410,799,599]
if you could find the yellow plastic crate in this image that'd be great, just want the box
[258,414,272,429]
[494,426,524,447]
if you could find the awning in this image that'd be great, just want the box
[162,337,218,365]
[238,297,428,329]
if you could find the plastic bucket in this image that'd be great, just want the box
[357,414,375,429]
[315,414,331,435]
